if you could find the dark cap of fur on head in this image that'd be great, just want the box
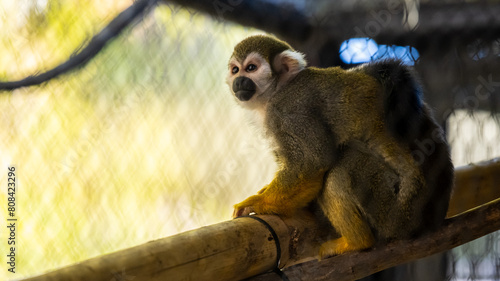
[231,35,293,63]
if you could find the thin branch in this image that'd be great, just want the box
[0,0,312,93]
[162,0,312,42]
[169,1,500,48]
[3,0,499,94]
[0,0,158,92]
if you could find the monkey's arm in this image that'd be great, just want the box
[233,167,327,217]
[233,113,334,218]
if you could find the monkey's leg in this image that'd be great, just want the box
[368,133,424,212]
[318,168,375,258]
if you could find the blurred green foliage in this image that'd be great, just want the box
[0,1,275,279]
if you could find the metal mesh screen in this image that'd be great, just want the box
[0,0,499,280]
[0,1,275,279]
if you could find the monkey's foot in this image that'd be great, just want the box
[319,237,372,259]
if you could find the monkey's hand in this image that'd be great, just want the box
[232,191,293,218]
[232,171,325,219]
[231,186,269,217]
[232,195,260,218]
[257,186,268,194]
[232,185,281,218]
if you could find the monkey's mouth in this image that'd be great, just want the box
[235,90,256,101]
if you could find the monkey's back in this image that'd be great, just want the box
[269,66,387,145]
[357,60,454,232]
[271,61,453,239]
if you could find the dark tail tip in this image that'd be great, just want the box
[363,59,424,141]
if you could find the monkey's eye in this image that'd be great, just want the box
[232,66,239,74]
[246,64,257,72]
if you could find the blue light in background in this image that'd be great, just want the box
[339,38,420,65]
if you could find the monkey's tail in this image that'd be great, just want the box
[363,59,424,143]
[363,59,454,231]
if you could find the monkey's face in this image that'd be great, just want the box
[227,52,275,108]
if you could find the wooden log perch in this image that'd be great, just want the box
[446,157,500,217]
[250,198,500,281]
[24,158,500,281]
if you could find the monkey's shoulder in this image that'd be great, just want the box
[293,66,356,81]
[270,66,381,113]
[283,67,374,93]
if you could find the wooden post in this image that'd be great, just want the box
[23,158,500,281]
[447,158,500,216]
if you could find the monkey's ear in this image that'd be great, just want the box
[273,50,307,83]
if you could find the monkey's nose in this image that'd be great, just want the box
[233,76,256,101]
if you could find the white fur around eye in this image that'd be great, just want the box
[244,52,267,67]
[242,52,274,93]
[253,64,273,90]
[225,58,241,87]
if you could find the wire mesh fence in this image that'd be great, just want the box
[0,0,499,280]
[0,1,274,279]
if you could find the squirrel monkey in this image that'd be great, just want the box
[226,35,454,258]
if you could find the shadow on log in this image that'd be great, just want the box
[24,158,500,281]
[250,197,500,281]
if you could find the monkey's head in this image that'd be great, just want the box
[227,35,307,109]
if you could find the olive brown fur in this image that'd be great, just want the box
[231,35,293,66]
[226,35,454,258]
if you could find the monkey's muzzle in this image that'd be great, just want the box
[233,76,256,101]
